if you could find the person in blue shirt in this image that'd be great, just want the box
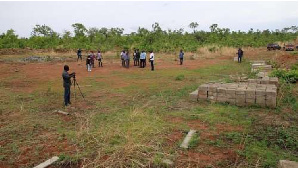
[140,51,146,68]
[179,49,184,65]
[236,48,244,63]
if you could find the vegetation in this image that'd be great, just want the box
[0,54,297,167]
[270,64,298,83]
[0,23,298,52]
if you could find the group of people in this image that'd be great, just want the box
[120,49,155,70]
[77,48,187,72]
[77,49,103,72]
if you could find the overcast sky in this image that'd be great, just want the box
[0,1,298,37]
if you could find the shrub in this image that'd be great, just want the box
[270,68,298,83]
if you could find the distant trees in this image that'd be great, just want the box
[0,22,298,52]
[189,22,199,33]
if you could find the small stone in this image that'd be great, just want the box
[278,160,298,168]
[162,159,174,166]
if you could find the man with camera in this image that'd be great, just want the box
[62,65,75,106]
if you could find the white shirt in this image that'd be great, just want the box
[150,53,154,61]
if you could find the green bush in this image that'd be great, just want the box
[270,68,298,83]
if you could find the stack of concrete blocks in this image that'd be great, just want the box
[195,82,277,108]
[248,77,279,87]
[252,64,272,73]
[250,60,273,78]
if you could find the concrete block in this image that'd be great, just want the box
[236,88,246,95]
[256,96,266,107]
[248,83,257,88]
[208,83,219,92]
[208,95,217,102]
[256,84,267,89]
[198,90,208,96]
[227,98,236,104]
[53,110,69,115]
[236,101,246,106]
[251,60,266,65]
[234,57,238,62]
[266,84,277,91]
[248,79,257,83]
[238,83,248,88]
[198,94,207,100]
[278,160,298,168]
[180,129,197,149]
[217,96,227,102]
[246,98,255,104]
[226,88,236,94]
[269,77,279,86]
[266,89,276,97]
[256,88,266,96]
[34,156,59,168]
[198,84,209,91]
[245,88,256,98]
[208,91,217,97]
[189,90,199,100]
[217,87,226,93]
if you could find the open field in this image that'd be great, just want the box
[0,47,298,167]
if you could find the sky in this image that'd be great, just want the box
[0,1,298,38]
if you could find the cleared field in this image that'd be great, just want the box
[0,48,297,167]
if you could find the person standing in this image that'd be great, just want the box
[133,49,137,66]
[149,50,155,71]
[86,55,92,72]
[179,49,184,65]
[140,50,146,68]
[120,50,126,67]
[237,48,244,63]
[136,49,140,67]
[97,50,103,67]
[125,50,130,68]
[77,48,82,62]
[62,65,75,106]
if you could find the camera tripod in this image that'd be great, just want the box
[72,75,85,104]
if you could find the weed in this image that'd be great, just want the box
[189,132,200,148]
[175,74,185,81]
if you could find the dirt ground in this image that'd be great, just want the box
[0,48,297,167]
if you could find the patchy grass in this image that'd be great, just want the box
[0,51,297,167]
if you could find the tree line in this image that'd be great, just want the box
[0,22,297,52]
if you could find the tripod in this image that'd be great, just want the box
[72,76,85,105]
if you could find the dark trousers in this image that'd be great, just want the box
[125,59,129,68]
[64,86,71,106]
[134,59,139,66]
[122,59,125,67]
[140,59,145,68]
[180,58,183,65]
[238,56,242,63]
[98,59,103,67]
[77,55,82,61]
[150,60,154,71]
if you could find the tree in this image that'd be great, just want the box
[72,23,87,37]
[209,24,218,32]
[31,24,55,37]
[189,22,199,33]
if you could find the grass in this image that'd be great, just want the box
[0,52,297,167]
